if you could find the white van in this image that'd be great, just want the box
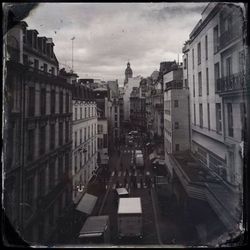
[117,198,143,238]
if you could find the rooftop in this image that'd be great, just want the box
[118,197,142,214]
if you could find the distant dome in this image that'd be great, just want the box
[125,62,133,76]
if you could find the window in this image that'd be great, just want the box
[51,67,55,75]
[84,128,86,141]
[226,57,232,77]
[199,103,203,128]
[239,51,245,73]
[227,103,234,137]
[74,154,77,174]
[65,121,69,143]
[193,75,195,97]
[240,103,246,140]
[85,107,87,118]
[34,59,39,70]
[43,63,48,73]
[28,87,35,117]
[23,54,28,65]
[213,25,219,53]
[59,122,63,146]
[59,91,63,114]
[51,90,55,114]
[98,124,103,134]
[194,104,196,125]
[216,103,222,133]
[50,124,55,150]
[175,144,180,152]
[75,107,77,120]
[80,107,82,119]
[38,169,45,196]
[184,79,188,88]
[205,35,208,60]
[75,131,77,148]
[214,63,220,92]
[27,129,34,161]
[58,156,63,180]
[40,88,46,115]
[207,103,210,130]
[115,106,118,113]
[49,161,55,190]
[39,126,46,155]
[206,68,209,95]
[198,72,202,96]
[88,126,90,139]
[174,122,179,129]
[192,48,194,69]
[80,152,82,168]
[184,58,187,69]
[65,93,69,113]
[197,42,201,65]
[103,134,108,148]
[80,129,82,144]
[115,114,118,122]
[174,100,179,108]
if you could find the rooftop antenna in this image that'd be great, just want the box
[71,36,75,72]
[177,53,179,65]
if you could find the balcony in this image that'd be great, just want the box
[164,80,183,91]
[219,21,242,50]
[216,73,246,96]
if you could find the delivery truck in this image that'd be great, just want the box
[78,215,110,244]
[117,197,143,239]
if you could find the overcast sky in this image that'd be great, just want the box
[24,2,208,85]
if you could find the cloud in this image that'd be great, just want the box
[23,3,208,85]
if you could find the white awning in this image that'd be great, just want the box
[76,193,98,215]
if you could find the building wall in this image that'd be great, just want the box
[185,3,245,187]
[4,22,73,244]
[72,100,98,204]
[123,76,141,121]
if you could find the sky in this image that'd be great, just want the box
[24,2,208,85]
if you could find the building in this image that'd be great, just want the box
[123,75,142,123]
[163,65,190,178]
[4,21,73,244]
[169,2,247,239]
[130,80,147,132]
[124,61,133,86]
[185,2,246,189]
[93,88,109,164]
[60,70,98,205]
[107,80,120,144]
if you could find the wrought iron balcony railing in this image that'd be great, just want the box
[216,72,245,94]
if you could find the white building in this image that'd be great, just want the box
[123,76,142,122]
[163,66,190,177]
[184,2,246,188]
[65,73,98,204]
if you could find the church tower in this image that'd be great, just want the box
[124,62,133,86]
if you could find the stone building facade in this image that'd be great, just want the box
[4,21,72,244]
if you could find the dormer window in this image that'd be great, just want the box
[46,44,51,57]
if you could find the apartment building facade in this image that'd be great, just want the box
[164,66,190,177]
[60,71,98,205]
[184,3,246,189]
[4,21,73,244]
